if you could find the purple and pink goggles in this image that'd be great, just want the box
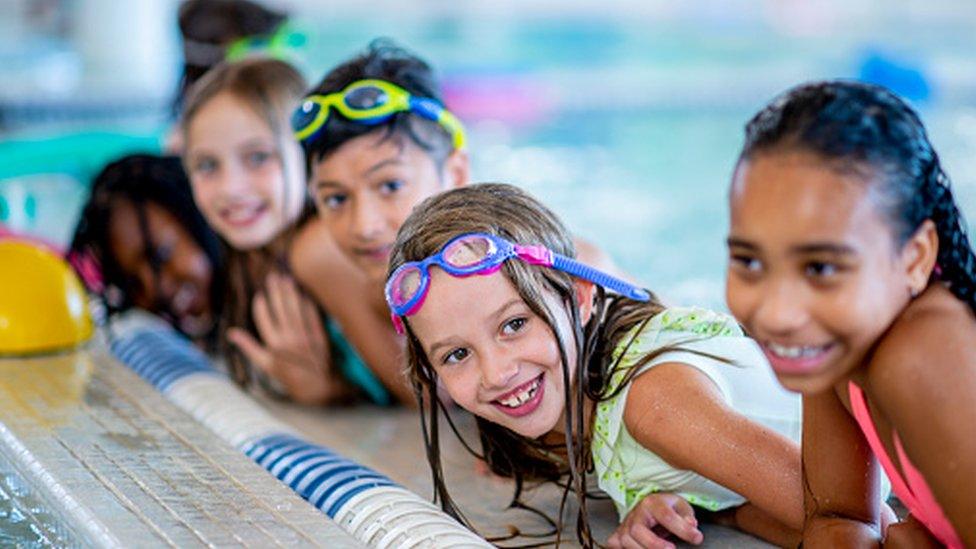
[385,232,649,333]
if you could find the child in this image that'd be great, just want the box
[388,183,805,547]
[68,154,221,345]
[291,40,620,405]
[725,80,975,547]
[180,58,381,405]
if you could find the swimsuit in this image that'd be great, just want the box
[327,318,392,405]
[849,382,963,548]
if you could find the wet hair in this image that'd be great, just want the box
[68,154,223,341]
[739,80,976,311]
[175,0,287,112]
[181,57,311,386]
[300,39,454,174]
[389,183,666,546]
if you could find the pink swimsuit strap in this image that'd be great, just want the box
[848,381,963,548]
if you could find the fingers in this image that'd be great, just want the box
[646,500,702,545]
[267,271,303,330]
[251,292,279,348]
[609,524,674,549]
[227,327,272,374]
[299,291,327,351]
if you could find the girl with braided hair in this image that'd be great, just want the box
[725,80,976,547]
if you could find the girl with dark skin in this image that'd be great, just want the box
[726,81,976,548]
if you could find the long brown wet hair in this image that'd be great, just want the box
[389,183,676,546]
[181,58,312,387]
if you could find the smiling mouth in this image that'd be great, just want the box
[220,202,269,228]
[762,341,835,375]
[491,373,545,417]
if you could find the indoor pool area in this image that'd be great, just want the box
[2,1,975,547]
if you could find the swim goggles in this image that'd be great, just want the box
[224,23,306,63]
[385,232,649,334]
[291,79,467,149]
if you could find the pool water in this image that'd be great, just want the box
[5,11,975,311]
[0,451,79,548]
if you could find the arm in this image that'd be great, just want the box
[289,220,415,406]
[870,303,976,547]
[801,389,884,548]
[623,362,803,545]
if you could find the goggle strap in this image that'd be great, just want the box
[550,254,651,302]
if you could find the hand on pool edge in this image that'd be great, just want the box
[607,492,704,549]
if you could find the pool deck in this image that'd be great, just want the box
[0,335,773,547]
[0,348,361,547]
[256,395,775,548]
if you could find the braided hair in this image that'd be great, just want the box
[68,154,223,339]
[739,80,976,311]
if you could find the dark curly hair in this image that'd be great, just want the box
[739,80,976,310]
[68,154,223,341]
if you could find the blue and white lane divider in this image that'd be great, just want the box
[108,314,489,548]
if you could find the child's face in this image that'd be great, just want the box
[309,131,464,283]
[184,92,305,250]
[725,151,914,393]
[108,199,214,337]
[408,268,575,438]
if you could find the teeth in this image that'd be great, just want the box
[768,342,826,359]
[498,377,541,408]
[224,203,262,222]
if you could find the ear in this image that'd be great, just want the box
[441,149,470,189]
[901,219,939,295]
[574,280,597,324]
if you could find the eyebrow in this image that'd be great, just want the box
[426,298,525,359]
[726,237,856,256]
[363,155,403,177]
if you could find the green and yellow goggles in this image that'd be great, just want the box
[224,22,306,63]
[291,79,466,149]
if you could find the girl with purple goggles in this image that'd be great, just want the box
[385,232,649,331]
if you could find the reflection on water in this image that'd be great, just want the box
[0,452,78,548]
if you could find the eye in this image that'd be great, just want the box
[501,316,527,335]
[319,193,348,211]
[805,261,838,278]
[379,179,405,195]
[191,157,218,176]
[442,347,469,365]
[730,254,762,275]
[244,150,272,168]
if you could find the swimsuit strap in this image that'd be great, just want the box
[848,381,964,548]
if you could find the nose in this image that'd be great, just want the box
[212,162,247,196]
[349,197,385,242]
[751,277,810,336]
[479,354,520,391]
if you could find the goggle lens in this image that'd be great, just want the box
[443,235,494,268]
[390,266,424,307]
[345,86,389,110]
[292,100,322,133]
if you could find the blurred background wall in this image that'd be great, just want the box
[2,0,975,309]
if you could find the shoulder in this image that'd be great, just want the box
[288,218,342,282]
[621,361,725,449]
[868,284,976,415]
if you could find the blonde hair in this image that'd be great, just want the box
[389,183,665,546]
[181,58,310,387]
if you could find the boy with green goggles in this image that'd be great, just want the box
[291,78,467,150]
